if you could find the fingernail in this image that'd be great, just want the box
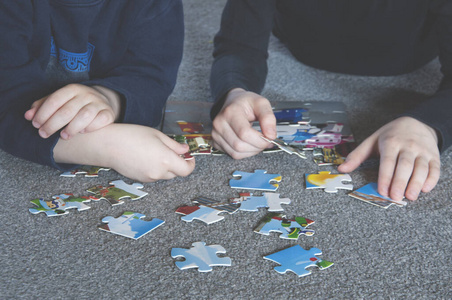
[61,131,69,140]
[39,130,48,138]
[32,121,41,128]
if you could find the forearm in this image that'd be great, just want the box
[53,123,125,167]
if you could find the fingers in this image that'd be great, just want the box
[24,98,45,121]
[27,84,115,139]
[337,134,378,173]
[157,132,196,178]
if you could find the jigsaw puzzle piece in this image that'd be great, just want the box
[86,180,148,206]
[176,196,239,224]
[305,171,353,193]
[230,192,290,212]
[229,170,282,191]
[98,212,164,240]
[60,165,110,177]
[29,193,94,217]
[349,183,407,208]
[171,242,232,272]
[254,213,315,239]
[264,245,333,277]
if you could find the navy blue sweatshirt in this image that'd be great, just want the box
[0,0,184,169]
[210,0,452,152]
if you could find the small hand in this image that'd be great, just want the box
[338,117,440,201]
[25,84,121,140]
[212,88,277,159]
[54,124,196,182]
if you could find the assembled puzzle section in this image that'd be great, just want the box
[264,245,334,277]
[29,193,95,217]
[349,183,407,208]
[305,171,353,193]
[98,212,164,240]
[176,196,239,224]
[87,180,148,206]
[254,213,315,239]
[229,170,282,191]
[230,192,290,212]
[256,101,356,164]
[171,241,232,272]
[60,165,110,177]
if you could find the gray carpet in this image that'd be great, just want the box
[2,1,451,299]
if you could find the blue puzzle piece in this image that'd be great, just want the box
[171,242,232,272]
[229,170,282,191]
[264,245,333,277]
[98,212,164,240]
[230,192,290,212]
[254,213,315,239]
[29,193,93,217]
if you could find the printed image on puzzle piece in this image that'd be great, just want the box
[29,193,95,217]
[98,212,164,240]
[254,213,315,240]
[87,180,148,206]
[60,165,110,177]
[349,183,407,208]
[229,169,282,191]
[264,245,334,277]
[312,148,345,166]
[177,121,205,134]
[230,192,290,212]
[171,241,232,272]
[176,196,239,225]
[305,171,353,193]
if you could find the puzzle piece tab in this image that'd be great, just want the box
[29,193,94,217]
[229,170,282,191]
[171,242,232,272]
[98,212,164,240]
[60,165,110,177]
[305,171,353,193]
[176,196,239,224]
[264,245,333,277]
[230,192,290,212]
[349,183,407,208]
[87,180,148,206]
[254,213,315,239]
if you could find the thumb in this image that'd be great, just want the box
[254,102,277,140]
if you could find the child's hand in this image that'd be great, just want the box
[338,116,441,201]
[25,84,121,140]
[54,124,196,182]
[212,88,277,159]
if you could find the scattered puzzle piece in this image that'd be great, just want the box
[261,136,306,159]
[87,180,148,206]
[349,183,407,208]
[230,192,290,212]
[176,196,239,224]
[254,213,315,239]
[264,245,334,277]
[60,165,110,177]
[305,171,353,193]
[171,241,232,272]
[29,193,94,217]
[229,170,282,191]
[98,212,164,240]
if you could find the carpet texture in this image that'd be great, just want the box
[1,1,451,299]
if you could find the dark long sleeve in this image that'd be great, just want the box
[0,0,184,169]
[402,0,452,152]
[209,0,275,119]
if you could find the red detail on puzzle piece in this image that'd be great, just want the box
[310,257,318,262]
[238,192,251,197]
[176,205,201,216]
